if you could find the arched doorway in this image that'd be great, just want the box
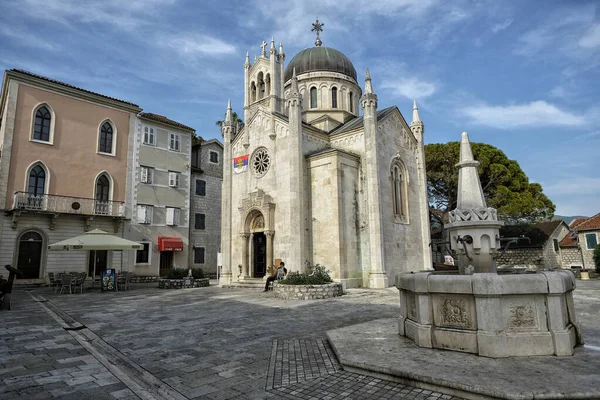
[253,231,267,277]
[239,190,276,279]
[16,231,44,279]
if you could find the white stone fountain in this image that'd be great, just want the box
[397,132,583,357]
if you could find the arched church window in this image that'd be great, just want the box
[251,147,271,178]
[391,160,408,222]
[250,82,257,103]
[349,91,353,113]
[265,74,271,97]
[310,87,317,109]
[258,72,265,99]
[331,87,337,108]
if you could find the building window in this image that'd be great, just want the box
[194,247,205,264]
[331,87,337,108]
[209,150,219,164]
[98,121,114,154]
[195,213,205,230]
[349,91,353,112]
[135,242,151,264]
[95,174,111,214]
[143,126,155,145]
[166,207,180,226]
[196,180,206,196]
[34,106,51,142]
[391,160,408,222]
[28,165,46,196]
[169,133,180,151]
[168,171,180,188]
[140,166,153,184]
[553,238,559,252]
[310,87,317,109]
[137,205,153,224]
[585,233,598,250]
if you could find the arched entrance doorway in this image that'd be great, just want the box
[253,231,267,277]
[16,231,44,279]
[239,189,275,280]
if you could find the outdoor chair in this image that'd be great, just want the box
[73,272,86,294]
[48,272,60,294]
[59,274,73,294]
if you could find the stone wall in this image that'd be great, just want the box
[157,277,209,289]
[189,140,223,276]
[129,276,158,283]
[560,248,583,268]
[496,248,544,269]
[273,282,343,300]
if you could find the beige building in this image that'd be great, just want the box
[559,214,600,269]
[127,113,193,277]
[219,30,431,288]
[0,69,140,282]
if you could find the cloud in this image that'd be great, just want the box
[579,24,600,48]
[10,0,176,30]
[160,34,236,57]
[491,18,513,33]
[381,77,437,100]
[461,100,587,129]
[0,26,59,51]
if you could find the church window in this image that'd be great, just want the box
[391,160,408,222]
[258,72,265,99]
[331,87,337,108]
[349,92,353,112]
[194,247,205,264]
[310,87,317,108]
[265,74,271,97]
[195,213,205,230]
[251,147,270,178]
[250,82,257,102]
[28,165,46,196]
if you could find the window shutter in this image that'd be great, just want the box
[149,128,154,145]
[174,208,180,225]
[140,168,147,183]
[137,205,146,223]
[175,173,180,187]
[169,172,175,187]
[166,208,174,225]
[144,127,148,144]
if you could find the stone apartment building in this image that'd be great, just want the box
[127,113,193,277]
[188,139,223,277]
[559,214,600,269]
[0,69,140,282]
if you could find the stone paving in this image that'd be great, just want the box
[1,279,599,399]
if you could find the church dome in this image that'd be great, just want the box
[284,46,357,83]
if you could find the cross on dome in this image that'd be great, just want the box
[311,17,324,47]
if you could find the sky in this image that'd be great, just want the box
[1,0,598,217]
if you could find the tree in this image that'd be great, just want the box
[425,141,555,226]
[593,245,600,273]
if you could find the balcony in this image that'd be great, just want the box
[12,191,125,217]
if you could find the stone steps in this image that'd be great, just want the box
[225,278,267,289]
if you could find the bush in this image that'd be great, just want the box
[167,267,187,279]
[278,263,333,285]
[191,268,204,279]
[594,245,600,273]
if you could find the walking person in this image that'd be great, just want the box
[264,261,287,291]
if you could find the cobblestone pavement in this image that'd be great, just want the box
[2,279,599,399]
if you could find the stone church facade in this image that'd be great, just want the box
[219,31,431,288]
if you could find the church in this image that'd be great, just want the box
[219,20,432,288]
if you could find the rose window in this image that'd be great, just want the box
[251,147,270,178]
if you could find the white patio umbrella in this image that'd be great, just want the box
[48,229,143,281]
[48,229,143,251]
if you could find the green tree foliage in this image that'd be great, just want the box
[215,111,244,129]
[425,141,555,226]
[593,244,600,273]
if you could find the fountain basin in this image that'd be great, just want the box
[396,271,583,357]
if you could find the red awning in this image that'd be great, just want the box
[158,237,183,252]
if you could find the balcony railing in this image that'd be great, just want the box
[13,192,125,217]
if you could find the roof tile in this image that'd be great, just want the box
[139,113,195,132]
[573,213,600,231]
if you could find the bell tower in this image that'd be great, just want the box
[243,37,285,122]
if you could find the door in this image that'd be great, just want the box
[159,251,173,277]
[16,231,43,279]
[88,250,108,277]
[253,232,267,278]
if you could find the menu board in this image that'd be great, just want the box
[101,269,116,292]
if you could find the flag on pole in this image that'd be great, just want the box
[233,155,249,174]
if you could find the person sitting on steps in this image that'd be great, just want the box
[264,261,287,291]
